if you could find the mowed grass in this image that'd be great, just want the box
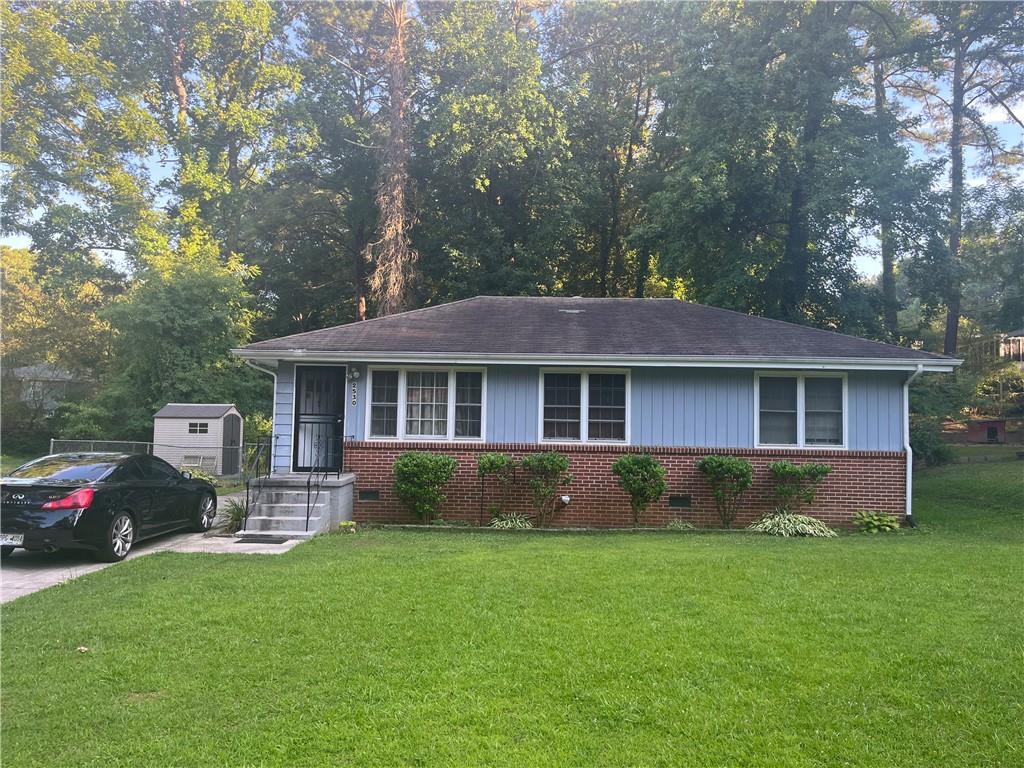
[2,463,1022,767]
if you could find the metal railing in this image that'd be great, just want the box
[304,437,344,532]
[242,437,274,532]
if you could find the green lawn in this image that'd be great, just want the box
[0,451,37,475]
[2,463,1022,767]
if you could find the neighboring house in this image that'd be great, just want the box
[1001,329,1024,365]
[233,296,959,531]
[11,364,77,416]
[152,404,244,475]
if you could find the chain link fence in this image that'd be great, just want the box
[48,439,270,478]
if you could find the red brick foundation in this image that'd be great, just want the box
[344,441,907,529]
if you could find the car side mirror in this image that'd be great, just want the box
[180,470,192,480]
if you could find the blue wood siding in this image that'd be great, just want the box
[847,371,904,451]
[269,362,906,460]
[486,365,538,443]
[272,362,294,472]
[631,367,755,448]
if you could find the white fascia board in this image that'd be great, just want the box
[232,348,961,373]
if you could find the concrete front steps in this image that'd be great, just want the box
[236,473,356,541]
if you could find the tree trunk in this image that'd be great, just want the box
[169,0,189,150]
[354,218,368,321]
[943,26,965,356]
[874,62,898,339]
[634,247,650,298]
[367,0,416,316]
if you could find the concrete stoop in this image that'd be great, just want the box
[236,473,355,540]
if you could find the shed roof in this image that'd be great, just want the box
[153,403,237,419]
[237,296,957,366]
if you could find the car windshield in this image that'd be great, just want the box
[7,456,119,482]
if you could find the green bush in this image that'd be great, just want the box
[852,510,901,534]
[477,452,516,514]
[768,461,832,514]
[748,512,837,538]
[338,521,358,534]
[910,416,954,466]
[696,455,754,528]
[222,499,246,534]
[490,512,533,530]
[393,452,458,522]
[180,465,219,486]
[611,454,668,526]
[520,452,571,527]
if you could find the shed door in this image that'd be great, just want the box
[222,414,242,474]
[293,366,346,472]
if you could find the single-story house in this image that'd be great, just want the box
[233,296,959,531]
[152,403,244,475]
[11,364,79,415]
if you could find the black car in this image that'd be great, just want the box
[0,453,217,562]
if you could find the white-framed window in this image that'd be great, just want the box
[188,422,209,434]
[366,367,486,441]
[539,369,630,444]
[754,372,847,448]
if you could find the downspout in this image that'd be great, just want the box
[903,364,925,527]
[244,359,278,474]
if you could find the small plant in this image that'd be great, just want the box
[665,518,695,531]
[338,521,358,534]
[768,461,832,514]
[696,455,753,528]
[852,510,901,534]
[478,452,517,514]
[222,498,246,534]
[181,466,219,486]
[490,512,533,530]
[748,512,837,538]
[520,452,572,527]
[612,454,668,526]
[393,451,458,522]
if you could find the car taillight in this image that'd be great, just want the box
[42,488,95,510]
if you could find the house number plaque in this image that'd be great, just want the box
[351,381,358,407]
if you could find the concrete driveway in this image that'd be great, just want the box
[1,517,301,603]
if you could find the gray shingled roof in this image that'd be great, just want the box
[153,403,236,419]
[238,296,955,362]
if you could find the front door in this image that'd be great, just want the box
[293,366,346,472]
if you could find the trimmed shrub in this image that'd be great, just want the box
[338,521,358,534]
[393,452,458,522]
[490,512,533,530]
[768,461,832,514]
[852,510,901,533]
[520,452,571,527]
[696,455,753,528]
[477,452,516,514]
[748,512,837,538]
[611,454,668,526]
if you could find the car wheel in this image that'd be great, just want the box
[98,513,135,563]
[1,546,14,560]
[191,494,216,532]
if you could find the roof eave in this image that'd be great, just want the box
[232,348,960,373]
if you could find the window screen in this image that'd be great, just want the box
[804,377,843,445]
[543,373,581,440]
[587,373,626,441]
[454,371,482,438]
[370,370,399,437]
[759,377,798,445]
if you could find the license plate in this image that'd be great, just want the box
[0,533,24,546]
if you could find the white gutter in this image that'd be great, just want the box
[903,364,925,525]
[232,348,961,373]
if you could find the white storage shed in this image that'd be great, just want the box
[152,403,243,475]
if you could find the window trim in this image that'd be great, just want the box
[754,371,848,450]
[364,366,487,442]
[188,422,209,434]
[537,368,631,445]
